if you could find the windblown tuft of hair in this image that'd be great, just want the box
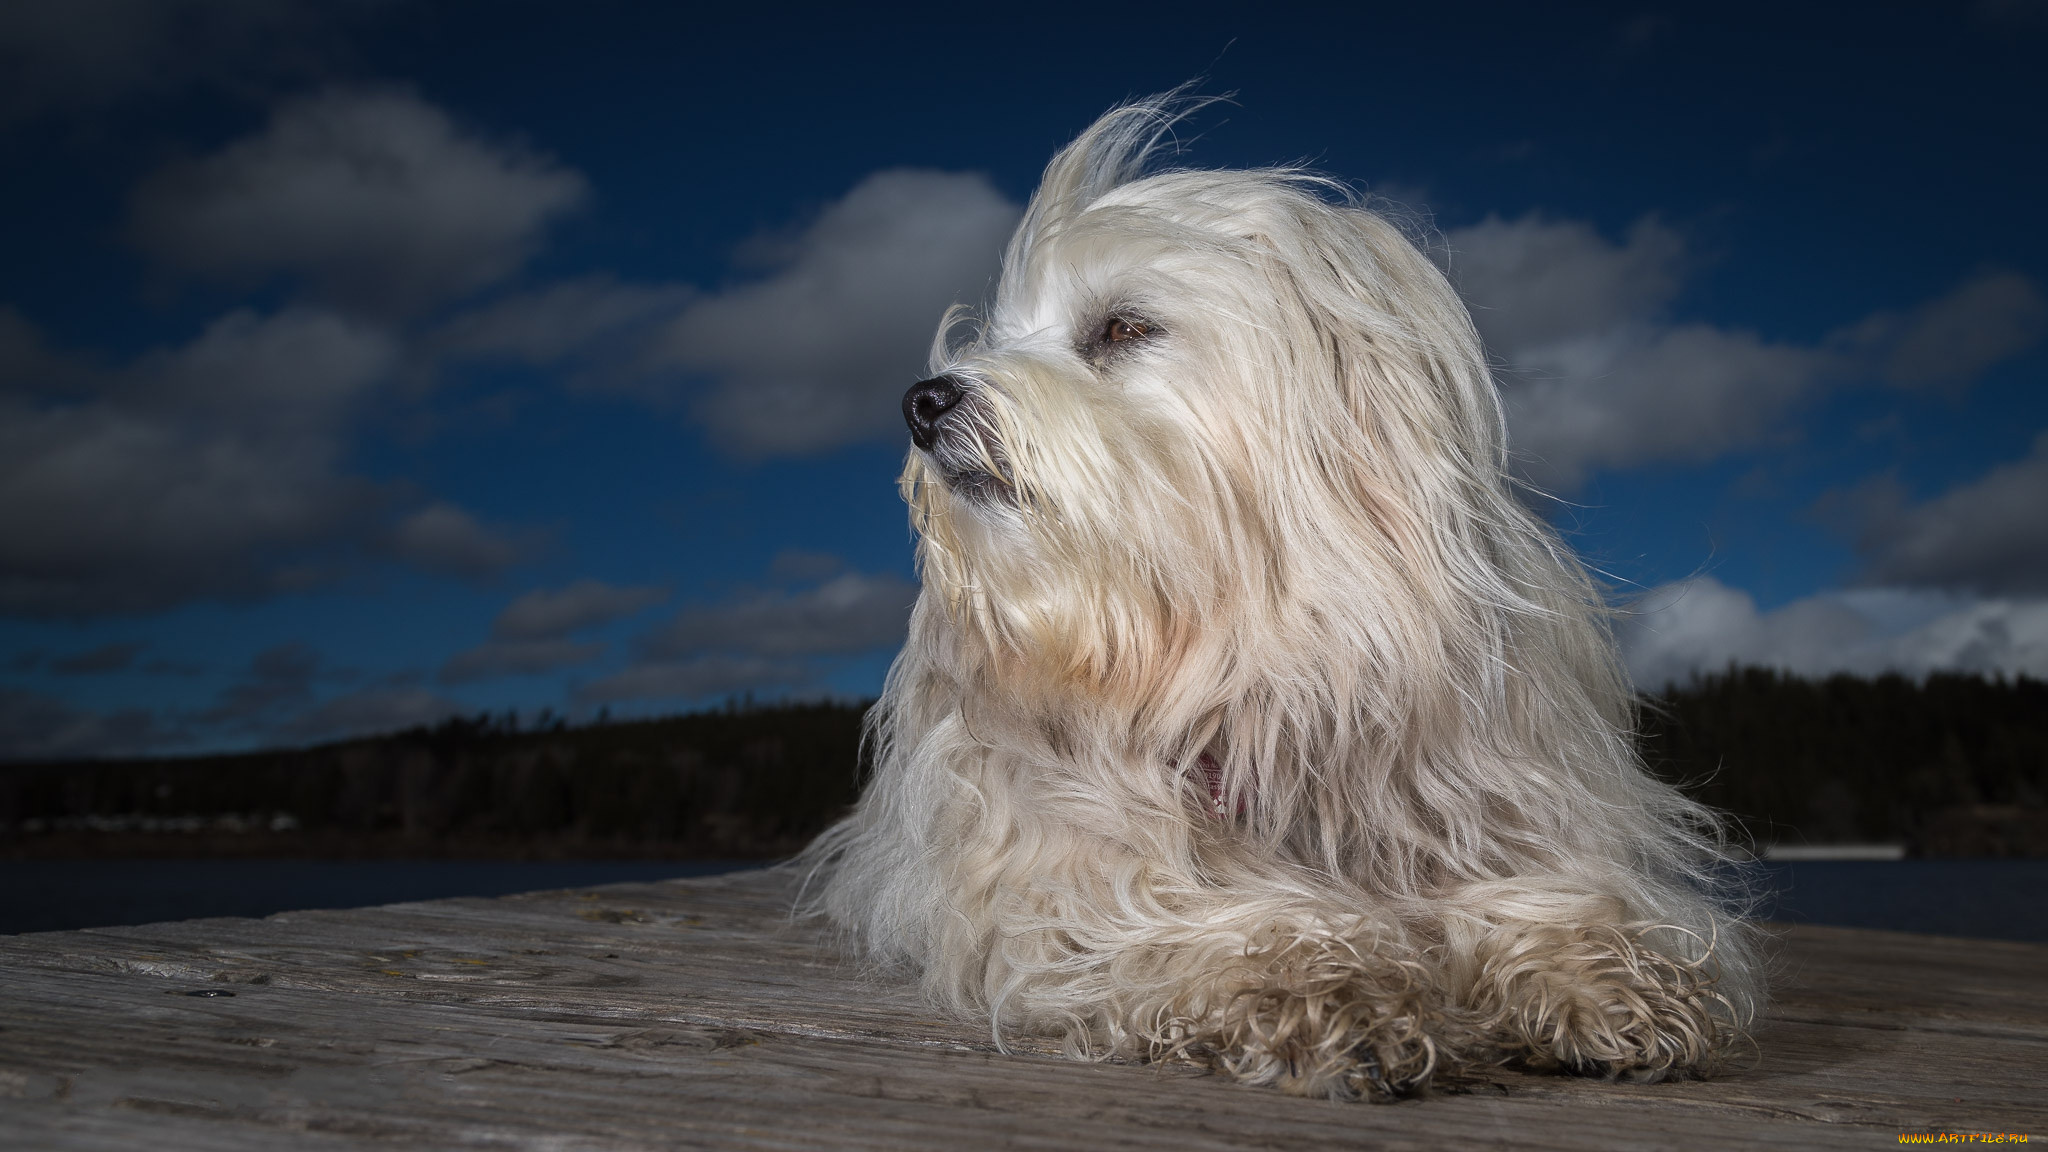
[800,91,1761,1099]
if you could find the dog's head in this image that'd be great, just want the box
[901,98,1534,698]
[883,97,1680,878]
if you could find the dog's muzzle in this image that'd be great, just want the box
[903,375,964,451]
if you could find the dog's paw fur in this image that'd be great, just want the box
[1469,923,1741,1082]
[1147,940,1451,1101]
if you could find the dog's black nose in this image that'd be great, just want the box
[903,375,964,451]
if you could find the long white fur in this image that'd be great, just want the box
[801,93,1759,1099]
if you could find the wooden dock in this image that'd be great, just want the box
[3,868,2042,1149]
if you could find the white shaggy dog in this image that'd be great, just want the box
[803,94,1758,1100]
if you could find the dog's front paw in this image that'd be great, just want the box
[1151,941,1449,1101]
[1474,923,1741,1082]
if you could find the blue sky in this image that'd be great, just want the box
[2,1,2044,758]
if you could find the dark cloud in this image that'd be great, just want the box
[0,687,166,761]
[132,88,587,318]
[1452,214,1686,354]
[0,308,394,616]
[0,304,535,616]
[189,642,457,744]
[50,642,144,675]
[431,277,691,377]
[0,86,584,616]
[574,655,813,706]
[640,572,914,659]
[0,88,575,618]
[440,639,603,684]
[0,0,383,117]
[438,579,664,683]
[652,169,1020,454]
[1852,432,2048,595]
[1975,0,2048,26]
[0,307,92,397]
[434,172,1018,451]
[766,549,846,583]
[491,579,667,641]
[1614,12,1676,53]
[1876,271,2047,388]
[575,569,914,705]
[386,502,524,580]
[4,638,458,756]
[276,684,460,744]
[198,641,320,727]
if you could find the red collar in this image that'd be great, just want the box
[1196,752,1246,819]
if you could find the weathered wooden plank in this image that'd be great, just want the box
[2,868,2041,1149]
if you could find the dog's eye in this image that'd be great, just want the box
[1100,316,1152,345]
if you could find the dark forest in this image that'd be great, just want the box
[4,669,2043,859]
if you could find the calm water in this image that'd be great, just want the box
[0,858,759,935]
[1746,859,2046,942]
[1,858,2042,941]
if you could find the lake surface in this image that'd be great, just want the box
[1745,859,2046,942]
[0,859,758,935]
[1,858,2042,941]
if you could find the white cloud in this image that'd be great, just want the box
[1446,213,1834,490]
[1620,576,2048,689]
[1500,321,1830,490]
[654,169,1020,454]
[132,88,587,317]
[1853,431,2048,595]
[1445,216,2045,491]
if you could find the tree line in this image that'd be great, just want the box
[3,669,2043,858]
[0,702,868,858]
[1640,667,2045,856]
